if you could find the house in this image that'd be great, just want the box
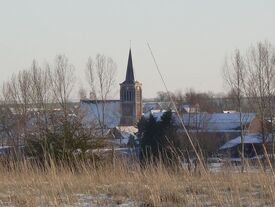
[107,126,138,147]
[143,102,161,113]
[182,112,257,133]
[219,133,274,158]
[144,110,259,153]
[145,110,257,132]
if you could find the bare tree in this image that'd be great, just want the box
[246,41,275,159]
[29,60,51,108]
[184,89,218,113]
[48,55,75,114]
[86,54,117,135]
[28,60,53,135]
[47,55,76,158]
[78,86,87,100]
[0,92,16,147]
[155,91,174,110]
[0,55,104,162]
[223,49,246,172]
[3,69,34,146]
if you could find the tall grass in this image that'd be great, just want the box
[0,157,274,207]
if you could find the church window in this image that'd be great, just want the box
[130,91,132,101]
[136,90,140,100]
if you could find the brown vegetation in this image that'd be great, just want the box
[0,159,274,207]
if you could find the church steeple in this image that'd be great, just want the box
[124,49,135,83]
[120,48,142,126]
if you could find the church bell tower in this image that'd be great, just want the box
[120,49,142,126]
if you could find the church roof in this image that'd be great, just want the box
[123,49,135,84]
[80,100,121,129]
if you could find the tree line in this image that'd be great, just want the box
[0,54,117,163]
[0,41,274,168]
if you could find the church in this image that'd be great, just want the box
[80,49,142,129]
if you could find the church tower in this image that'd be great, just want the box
[120,49,142,126]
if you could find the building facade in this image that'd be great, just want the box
[120,49,142,126]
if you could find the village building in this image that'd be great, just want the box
[81,49,142,129]
[144,110,263,153]
[119,49,142,126]
[80,49,272,157]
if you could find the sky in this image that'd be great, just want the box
[0,0,274,99]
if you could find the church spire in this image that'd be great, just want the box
[125,49,135,83]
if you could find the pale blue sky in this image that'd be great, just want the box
[0,0,274,99]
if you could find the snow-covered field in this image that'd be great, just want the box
[0,193,140,207]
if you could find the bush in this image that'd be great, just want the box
[26,119,104,165]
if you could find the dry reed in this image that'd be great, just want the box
[0,157,274,207]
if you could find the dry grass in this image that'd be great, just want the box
[0,159,274,207]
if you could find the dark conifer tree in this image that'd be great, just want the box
[139,110,179,165]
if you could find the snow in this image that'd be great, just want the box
[91,148,139,157]
[182,104,199,113]
[143,110,168,121]
[143,102,161,112]
[144,111,256,132]
[223,110,237,114]
[183,112,256,132]
[219,133,272,150]
[81,99,256,133]
[80,100,121,129]
[72,193,139,207]
[116,126,138,134]
[107,126,138,146]
[0,146,13,150]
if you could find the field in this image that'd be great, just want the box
[0,159,274,207]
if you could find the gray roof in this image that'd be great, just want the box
[80,100,121,129]
[183,112,256,132]
[220,133,272,150]
[123,49,135,84]
[146,110,256,132]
